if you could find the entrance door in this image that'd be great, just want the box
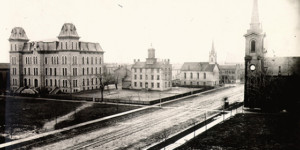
[34,79,38,87]
[24,79,27,86]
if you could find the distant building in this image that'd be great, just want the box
[131,46,172,91]
[171,63,182,86]
[104,63,119,75]
[180,41,219,87]
[219,64,243,84]
[9,23,104,94]
[0,63,10,93]
[114,65,132,89]
[244,0,300,111]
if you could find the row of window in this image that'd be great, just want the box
[43,56,102,65]
[82,78,98,86]
[134,74,161,80]
[82,57,102,65]
[82,67,102,75]
[133,81,171,88]
[23,68,39,75]
[133,68,171,73]
[184,72,206,79]
[25,57,38,65]
[221,70,235,74]
[43,67,101,76]
[59,41,78,50]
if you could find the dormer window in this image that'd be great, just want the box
[251,40,256,53]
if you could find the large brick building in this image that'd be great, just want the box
[9,23,104,94]
[131,46,172,91]
[180,42,219,87]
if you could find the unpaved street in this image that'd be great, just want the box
[34,85,244,150]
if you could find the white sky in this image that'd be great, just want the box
[0,0,299,64]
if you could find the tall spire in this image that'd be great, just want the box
[250,0,261,31]
[211,40,215,53]
[209,40,217,64]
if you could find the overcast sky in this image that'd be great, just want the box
[0,0,299,64]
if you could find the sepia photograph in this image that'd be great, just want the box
[0,0,299,149]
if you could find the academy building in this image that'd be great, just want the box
[9,23,104,94]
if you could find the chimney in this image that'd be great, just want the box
[134,59,136,63]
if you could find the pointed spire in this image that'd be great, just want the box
[211,40,215,53]
[250,0,261,31]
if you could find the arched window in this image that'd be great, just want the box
[251,40,256,52]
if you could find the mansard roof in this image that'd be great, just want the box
[21,41,103,52]
[181,62,218,72]
[9,27,29,41]
[58,23,80,39]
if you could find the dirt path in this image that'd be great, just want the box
[43,103,93,130]
[34,85,244,150]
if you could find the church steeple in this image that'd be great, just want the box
[209,40,217,64]
[249,0,262,32]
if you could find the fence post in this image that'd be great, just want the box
[205,110,207,131]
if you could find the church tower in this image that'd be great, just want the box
[244,0,266,108]
[209,40,217,64]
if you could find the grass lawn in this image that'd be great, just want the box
[54,103,141,129]
[176,113,300,150]
[76,87,202,101]
[0,97,83,143]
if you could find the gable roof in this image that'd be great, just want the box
[219,65,237,70]
[181,62,218,72]
[264,57,300,76]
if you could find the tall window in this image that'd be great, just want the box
[251,40,256,52]
[204,73,206,79]
[82,57,85,64]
